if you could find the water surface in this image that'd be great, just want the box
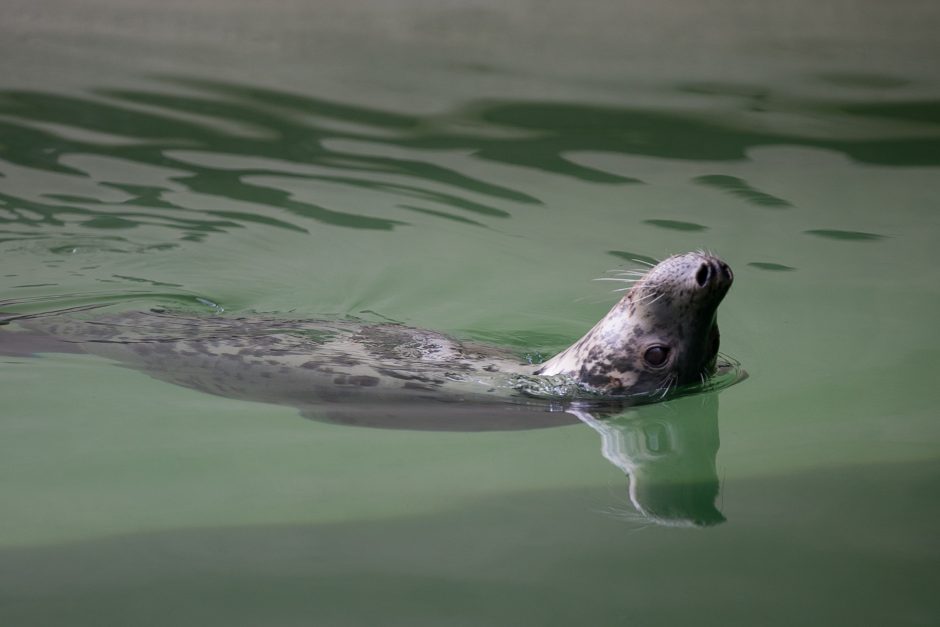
[2,1,939,625]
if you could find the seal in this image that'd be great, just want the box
[1,251,736,429]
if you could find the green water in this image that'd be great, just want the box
[2,1,939,625]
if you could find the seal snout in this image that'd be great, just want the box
[692,256,733,292]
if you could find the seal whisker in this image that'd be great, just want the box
[637,291,659,301]
[634,276,667,288]
[610,274,648,281]
[657,377,672,400]
[631,291,660,303]
[653,372,676,400]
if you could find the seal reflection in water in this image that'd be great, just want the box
[1,252,740,526]
[573,393,726,527]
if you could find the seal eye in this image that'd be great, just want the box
[644,345,670,368]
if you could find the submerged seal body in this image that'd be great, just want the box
[2,252,735,429]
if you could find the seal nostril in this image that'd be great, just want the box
[719,262,732,282]
[695,264,710,287]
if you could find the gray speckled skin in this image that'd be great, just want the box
[2,252,733,430]
[537,252,733,397]
[8,313,566,430]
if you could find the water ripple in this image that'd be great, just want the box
[0,76,936,249]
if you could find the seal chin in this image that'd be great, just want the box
[536,251,734,399]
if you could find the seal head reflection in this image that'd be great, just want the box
[570,392,725,527]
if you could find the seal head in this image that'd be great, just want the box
[535,252,733,398]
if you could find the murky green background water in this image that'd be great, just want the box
[2,1,939,625]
